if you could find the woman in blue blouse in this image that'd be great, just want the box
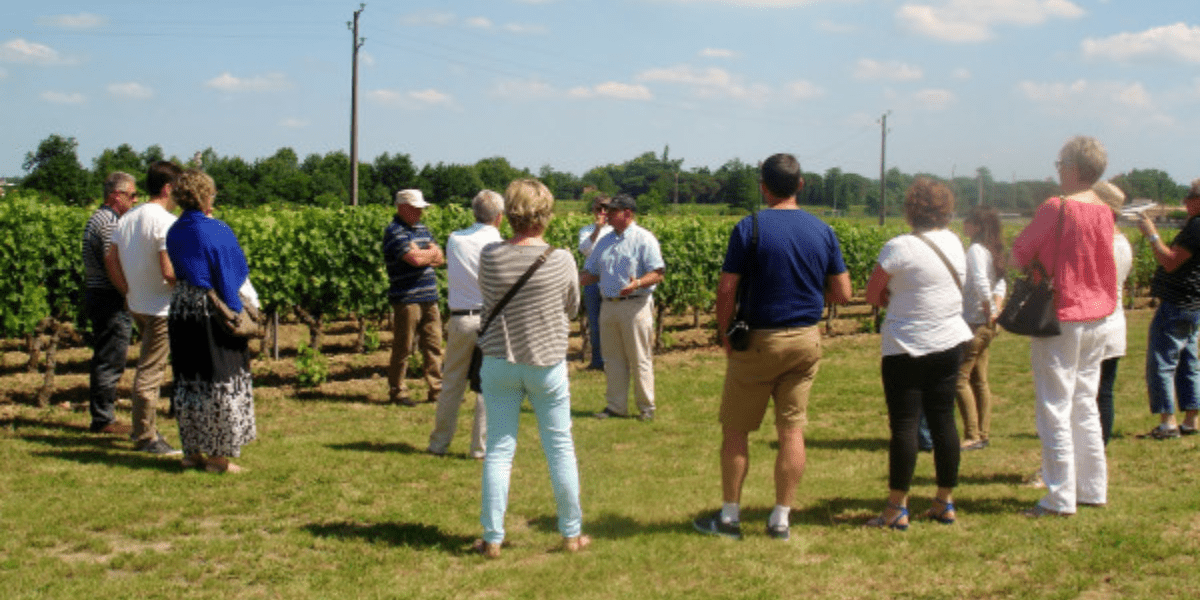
[166,170,256,474]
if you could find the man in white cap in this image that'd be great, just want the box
[383,189,445,406]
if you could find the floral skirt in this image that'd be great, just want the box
[168,281,256,457]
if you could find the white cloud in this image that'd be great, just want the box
[107,82,154,100]
[491,78,558,100]
[817,20,856,34]
[368,88,454,108]
[1018,78,1170,125]
[914,88,957,110]
[853,58,923,81]
[0,66,7,79]
[568,82,653,101]
[699,48,736,59]
[951,67,972,80]
[503,23,548,35]
[280,118,309,129]
[897,0,1085,43]
[465,17,493,29]
[637,65,767,100]
[360,51,376,68]
[41,91,85,104]
[666,1,832,6]
[0,38,70,65]
[38,13,108,29]
[1082,23,1200,63]
[786,80,825,100]
[204,72,292,92]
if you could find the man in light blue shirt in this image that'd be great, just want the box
[427,190,504,458]
[581,194,665,421]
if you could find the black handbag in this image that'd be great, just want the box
[469,246,556,393]
[997,260,1060,337]
[726,211,758,352]
[997,199,1067,337]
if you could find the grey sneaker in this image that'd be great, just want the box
[594,408,623,420]
[136,434,182,456]
[693,511,742,540]
[637,410,654,422]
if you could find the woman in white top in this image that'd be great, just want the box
[866,178,974,529]
[1092,181,1133,445]
[956,206,1008,451]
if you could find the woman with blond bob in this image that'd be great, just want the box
[165,169,257,474]
[866,177,973,530]
[1011,136,1116,517]
[474,179,587,557]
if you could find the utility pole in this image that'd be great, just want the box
[348,4,366,206]
[878,111,890,226]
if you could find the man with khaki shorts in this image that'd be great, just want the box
[693,153,851,541]
[105,160,184,455]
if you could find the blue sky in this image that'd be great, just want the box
[2,0,1198,186]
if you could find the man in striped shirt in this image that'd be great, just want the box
[82,172,139,435]
[384,189,445,406]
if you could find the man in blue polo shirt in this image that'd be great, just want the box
[581,194,665,422]
[694,153,851,541]
[383,189,445,406]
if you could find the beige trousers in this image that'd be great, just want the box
[131,313,169,442]
[427,314,486,457]
[600,295,656,416]
[388,301,443,401]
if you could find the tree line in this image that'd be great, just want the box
[11,134,1193,215]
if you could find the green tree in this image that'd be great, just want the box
[256,148,311,204]
[538,165,584,200]
[371,152,419,205]
[474,157,529,193]
[20,134,94,205]
[92,144,144,190]
[418,163,483,205]
[715,158,759,213]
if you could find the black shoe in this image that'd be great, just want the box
[1137,425,1181,440]
[693,511,742,540]
[136,434,182,456]
[594,408,624,420]
[1180,424,1198,436]
[765,523,790,541]
[393,396,417,407]
[637,411,654,422]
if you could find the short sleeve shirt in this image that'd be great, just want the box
[1151,215,1200,308]
[583,222,665,299]
[721,209,848,328]
[384,215,439,304]
[877,230,973,357]
[111,202,177,316]
[82,205,120,291]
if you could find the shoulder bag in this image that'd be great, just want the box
[207,288,262,338]
[997,199,1067,337]
[468,246,556,393]
[726,211,758,351]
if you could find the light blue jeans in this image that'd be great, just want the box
[479,356,582,543]
[1145,300,1200,415]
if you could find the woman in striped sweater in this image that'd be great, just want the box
[474,178,587,558]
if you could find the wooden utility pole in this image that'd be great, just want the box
[878,111,890,226]
[348,4,366,206]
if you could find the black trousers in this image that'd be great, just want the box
[881,342,967,492]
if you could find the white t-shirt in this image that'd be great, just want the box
[111,202,177,316]
[962,242,1008,326]
[877,229,974,357]
[446,222,503,311]
[1099,232,1133,359]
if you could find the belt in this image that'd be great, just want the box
[603,295,648,302]
[450,309,481,316]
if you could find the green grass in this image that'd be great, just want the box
[2,309,1198,599]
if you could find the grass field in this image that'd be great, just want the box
[1,308,1198,599]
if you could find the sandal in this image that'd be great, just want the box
[562,535,592,553]
[923,498,956,524]
[472,538,501,559]
[865,502,909,531]
[205,459,244,474]
[181,454,205,470]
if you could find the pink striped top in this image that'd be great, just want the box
[1012,196,1117,322]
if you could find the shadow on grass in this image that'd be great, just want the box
[803,437,889,452]
[327,440,425,455]
[292,389,374,404]
[529,511,687,539]
[29,447,187,472]
[1,415,91,434]
[303,521,475,553]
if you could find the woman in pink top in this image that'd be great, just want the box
[1011,136,1117,517]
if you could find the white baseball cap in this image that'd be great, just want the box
[394,189,429,208]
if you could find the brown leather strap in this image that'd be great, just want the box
[913,232,963,291]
